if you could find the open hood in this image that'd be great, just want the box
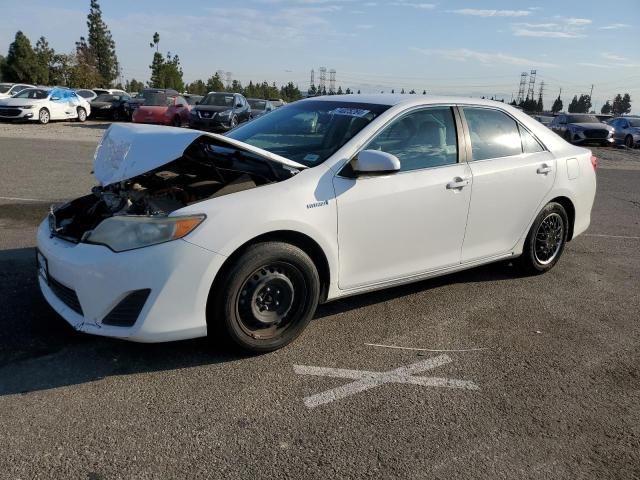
[93,123,307,186]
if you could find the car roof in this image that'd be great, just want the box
[302,94,515,108]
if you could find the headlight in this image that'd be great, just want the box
[100,105,112,109]
[86,215,205,252]
[218,110,232,117]
[190,110,198,116]
[19,105,34,109]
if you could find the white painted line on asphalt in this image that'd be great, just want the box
[584,233,640,240]
[365,343,489,352]
[294,355,479,408]
[0,196,52,203]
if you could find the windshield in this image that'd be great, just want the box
[185,96,201,105]
[248,99,267,110]
[13,88,49,100]
[201,93,235,107]
[227,100,391,167]
[568,115,600,123]
[628,118,640,127]
[143,92,172,106]
[95,94,118,102]
[0,84,12,94]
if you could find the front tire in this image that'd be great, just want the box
[77,107,87,122]
[625,135,634,149]
[563,131,572,143]
[518,202,569,274]
[210,242,320,352]
[230,115,238,129]
[173,115,182,127]
[38,108,50,125]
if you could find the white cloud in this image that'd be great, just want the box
[412,47,556,67]
[599,23,630,30]
[451,9,531,17]
[392,2,436,9]
[512,17,591,38]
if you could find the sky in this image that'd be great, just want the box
[1,0,639,112]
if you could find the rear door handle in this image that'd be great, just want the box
[537,164,552,175]
[446,177,471,190]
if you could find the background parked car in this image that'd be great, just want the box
[124,88,179,120]
[608,116,640,148]
[90,93,131,120]
[132,91,190,127]
[189,92,251,131]
[93,88,128,97]
[183,94,203,106]
[269,98,287,109]
[0,83,36,99]
[75,88,97,102]
[532,114,554,126]
[247,98,274,119]
[549,113,614,146]
[0,87,90,124]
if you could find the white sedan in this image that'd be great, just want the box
[0,87,91,124]
[37,95,596,351]
[0,82,35,99]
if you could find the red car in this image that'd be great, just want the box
[131,90,191,127]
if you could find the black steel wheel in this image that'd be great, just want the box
[518,202,569,274]
[210,242,320,352]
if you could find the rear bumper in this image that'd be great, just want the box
[37,220,226,342]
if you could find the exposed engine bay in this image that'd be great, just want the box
[50,136,300,242]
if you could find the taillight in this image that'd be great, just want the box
[591,155,598,171]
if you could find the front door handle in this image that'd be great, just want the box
[537,164,552,175]
[446,177,471,190]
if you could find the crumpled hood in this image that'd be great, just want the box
[93,123,307,186]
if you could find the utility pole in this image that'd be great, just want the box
[516,72,528,104]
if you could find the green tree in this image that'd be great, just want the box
[206,72,225,92]
[185,79,207,95]
[409,89,416,94]
[337,85,343,95]
[600,101,612,114]
[400,88,405,94]
[308,84,317,96]
[423,90,427,95]
[85,0,119,85]
[157,53,184,91]
[576,94,591,113]
[49,53,75,86]
[567,95,579,113]
[149,33,164,88]
[73,37,102,87]
[125,78,145,93]
[612,93,632,115]
[551,95,563,113]
[0,55,5,81]
[2,31,38,83]
[280,81,302,102]
[33,36,55,84]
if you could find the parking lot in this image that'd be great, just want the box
[1,120,639,479]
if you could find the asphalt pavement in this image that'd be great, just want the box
[0,122,639,479]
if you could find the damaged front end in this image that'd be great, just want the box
[49,124,305,249]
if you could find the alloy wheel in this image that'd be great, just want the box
[534,212,564,265]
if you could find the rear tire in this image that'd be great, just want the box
[38,108,50,125]
[517,202,569,275]
[210,242,320,352]
[173,115,181,127]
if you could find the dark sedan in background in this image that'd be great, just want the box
[608,116,640,148]
[247,98,274,119]
[189,92,251,131]
[549,113,614,146]
[90,93,130,120]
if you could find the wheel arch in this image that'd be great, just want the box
[549,195,576,241]
[207,230,332,316]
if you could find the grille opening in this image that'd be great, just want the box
[102,289,151,327]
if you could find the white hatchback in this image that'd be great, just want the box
[37,95,596,351]
[0,87,91,124]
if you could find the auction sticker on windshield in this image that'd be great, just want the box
[329,108,371,117]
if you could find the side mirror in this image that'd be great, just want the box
[51,96,60,101]
[353,150,400,175]
[236,103,243,108]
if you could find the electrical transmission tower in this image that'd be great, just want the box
[225,72,233,89]
[329,69,336,93]
[319,67,327,92]
[310,69,315,90]
[526,69,537,101]
[516,72,528,104]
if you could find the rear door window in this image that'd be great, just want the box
[463,107,522,161]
